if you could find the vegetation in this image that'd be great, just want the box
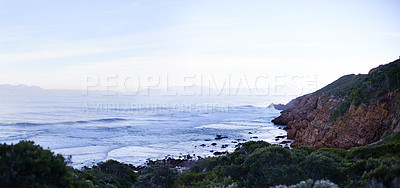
[76,159,139,188]
[312,59,400,120]
[1,133,400,187]
[134,161,179,188]
[0,141,73,188]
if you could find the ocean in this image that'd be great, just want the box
[0,90,289,168]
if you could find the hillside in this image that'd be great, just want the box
[272,58,400,149]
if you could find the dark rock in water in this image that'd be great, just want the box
[221,144,228,148]
[200,144,206,147]
[248,132,253,134]
[251,136,258,139]
[210,150,214,152]
[213,151,228,155]
[211,143,217,146]
[280,141,291,144]
[204,139,211,141]
[231,141,238,143]
[275,138,279,141]
[275,136,286,139]
[215,135,228,139]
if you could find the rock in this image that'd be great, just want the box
[200,144,206,147]
[275,136,286,139]
[211,143,217,146]
[271,59,400,149]
[215,135,228,139]
[248,132,253,134]
[280,140,291,144]
[204,139,211,141]
[269,95,307,111]
[213,151,228,155]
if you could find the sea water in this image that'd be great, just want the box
[0,90,289,168]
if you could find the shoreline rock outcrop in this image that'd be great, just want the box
[272,58,400,149]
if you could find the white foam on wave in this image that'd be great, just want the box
[227,121,266,126]
[53,145,112,155]
[53,145,113,169]
[195,124,256,130]
[107,146,165,166]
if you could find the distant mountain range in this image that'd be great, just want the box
[0,84,43,91]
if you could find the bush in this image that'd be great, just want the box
[264,165,307,186]
[272,179,338,188]
[0,141,73,188]
[319,148,348,158]
[383,132,400,144]
[239,140,271,154]
[300,151,347,183]
[346,143,400,160]
[134,161,179,188]
[80,159,138,188]
[173,171,238,188]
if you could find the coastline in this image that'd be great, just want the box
[95,110,292,171]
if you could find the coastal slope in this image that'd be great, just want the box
[272,58,400,149]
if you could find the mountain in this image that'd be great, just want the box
[0,84,43,91]
[272,58,400,149]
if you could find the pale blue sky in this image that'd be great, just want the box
[0,0,399,92]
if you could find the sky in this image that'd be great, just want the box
[0,0,399,94]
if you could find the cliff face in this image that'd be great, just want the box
[272,59,400,149]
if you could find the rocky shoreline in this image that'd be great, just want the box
[271,59,400,149]
[125,131,293,172]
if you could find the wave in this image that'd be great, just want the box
[0,118,128,126]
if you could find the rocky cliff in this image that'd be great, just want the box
[272,59,400,149]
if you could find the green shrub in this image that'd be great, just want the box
[80,159,138,188]
[239,140,271,154]
[361,158,400,187]
[319,148,348,158]
[346,143,400,160]
[173,171,238,188]
[263,165,307,186]
[134,161,179,188]
[0,141,73,188]
[300,151,347,183]
[330,101,350,120]
[383,132,400,144]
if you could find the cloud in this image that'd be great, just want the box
[380,32,400,37]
